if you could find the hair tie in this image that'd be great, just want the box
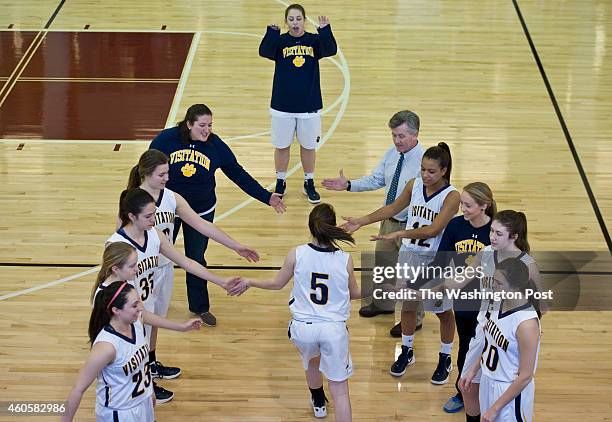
[107,281,128,310]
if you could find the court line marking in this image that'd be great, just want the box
[0,31,44,100]
[165,31,201,128]
[0,4,351,300]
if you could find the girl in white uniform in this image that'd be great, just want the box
[239,203,360,421]
[62,281,202,422]
[106,188,243,402]
[344,143,460,384]
[124,150,259,384]
[451,210,542,422]
[460,258,541,422]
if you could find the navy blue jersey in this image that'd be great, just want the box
[259,25,337,113]
[437,215,491,312]
[150,127,271,213]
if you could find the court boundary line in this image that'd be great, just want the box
[512,0,612,255]
[0,2,351,301]
[165,31,201,128]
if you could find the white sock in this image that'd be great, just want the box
[441,342,453,355]
[276,171,287,180]
[401,334,414,348]
[304,172,314,180]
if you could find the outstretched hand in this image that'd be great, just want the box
[227,279,250,296]
[341,216,361,234]
[269,193,286,214]
[181,318,203,332]
[370,231,400,242]
[318,16,330,28]
[235,244,260,262]
[321,169,348,191]
[268,24,280,31]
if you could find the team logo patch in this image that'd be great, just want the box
[293,55,305,67]
[181,163,196,177]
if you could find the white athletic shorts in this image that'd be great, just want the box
[154,263,174,317]
[461,322,485,383]
[270,108,321,149]
[480,375,534,422]
[96,396,154,422]
[288,319,353,382]
[397,249,453,313]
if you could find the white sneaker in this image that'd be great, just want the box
[311,398,327,418]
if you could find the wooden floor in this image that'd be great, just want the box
[1,0,611,420]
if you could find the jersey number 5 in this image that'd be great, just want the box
[310,273,329,305]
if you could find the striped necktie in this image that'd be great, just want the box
[385,153,404,205]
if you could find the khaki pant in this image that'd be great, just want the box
[366,219,424,324]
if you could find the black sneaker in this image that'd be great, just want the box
[389,321,423,338]
[303,179,321,204]
[311,395,328,418]
[275,179,286,197]
[153,382,174,404]
[359,303,394,318]
[192,311,217,327]
[431,352,452,385]
[151,360,181,380]
[389,346,415,377]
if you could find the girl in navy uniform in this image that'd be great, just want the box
[259,3,337,203]
[150,104,284,327]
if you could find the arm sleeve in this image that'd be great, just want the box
[349,155,386,192]
[315,25,337,59]
[259,27,281,60]
[219,144,272,205]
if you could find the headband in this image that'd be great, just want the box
[106,281,129,310]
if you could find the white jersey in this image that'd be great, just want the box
[153,188,177,266]
[290,244,351,323]
[107,228,161,307]
[401,178,457,254]
[94,319,152,411]
[481,303,540,383]
[478,247,535,323]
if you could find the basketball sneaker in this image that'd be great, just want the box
[389,346,415,377]
[431,352,452,385]
[153,382,174,404]
[303,179,321,204]
[311,398,328,418]
[151,360,181,380]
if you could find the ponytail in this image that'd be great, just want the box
[494,210,530,252]
[308,203,355,249]
[423,142,452,182]
[89,281,135,345]
[91,242,136,303]
[118,188,155,227]
[127,165,141,190]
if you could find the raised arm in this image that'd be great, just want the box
[259,25,281,60]
[62,342,115,422]
[315,18,337,58]
[174,193,259,262]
